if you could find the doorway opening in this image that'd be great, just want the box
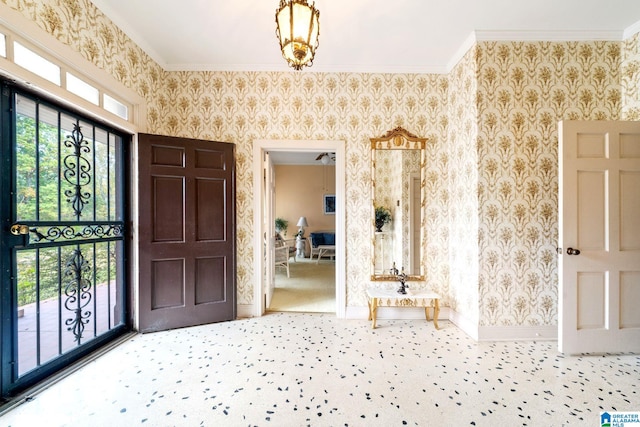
[253,140,346,318]
[268,153,336,313]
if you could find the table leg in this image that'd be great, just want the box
[367,299,372,321]
[433,299,440,330]
[425,306,431,321]
[371,298,378,329]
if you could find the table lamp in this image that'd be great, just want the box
[296,216,309,238]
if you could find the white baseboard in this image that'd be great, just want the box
[236,304,255,318]
[448,309,557,341]
[245,303,557,342]
[346,306,558,341]
[448,310,479,340]
[477,325,558,341]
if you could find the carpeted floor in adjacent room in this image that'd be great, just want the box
[269,257,335,313]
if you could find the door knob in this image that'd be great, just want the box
[10,224,30,235]
[566,247,581,255]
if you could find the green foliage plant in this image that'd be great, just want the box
[275,217,288,235]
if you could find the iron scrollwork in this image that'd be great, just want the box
[63,123,92,218]
[29,223,124,244]
[63,248,92,343]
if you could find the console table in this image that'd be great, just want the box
[315,245,335,263]
[366,288,441,329]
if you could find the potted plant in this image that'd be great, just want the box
[375,206,391,232]
[275,217,288,235]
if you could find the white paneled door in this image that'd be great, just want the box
[559,121,640,354]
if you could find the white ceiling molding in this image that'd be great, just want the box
[474,30,623,42]
[624,19,640,39]
[446,32,478,73]
[166,27,634,75]
[90,0,169,70]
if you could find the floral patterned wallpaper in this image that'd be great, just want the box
[476,41,622,326]
[159,71,451,307]
[447,48,480,324]
[4,0,638,330]
[623,31,640,120]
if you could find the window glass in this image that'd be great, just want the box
[66,72,99,105]
[14,41,60,85]
[103,93,128,120]
[0,33,6,57]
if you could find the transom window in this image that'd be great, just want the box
[0,28,130,122]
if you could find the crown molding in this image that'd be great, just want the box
[446,32,478,72]
[168,28,630,75]
[89,0,169,70]
[474,29,623,41]
[164,62,449,75]
[624,19,640,39]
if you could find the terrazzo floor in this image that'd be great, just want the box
[1,312,638,426]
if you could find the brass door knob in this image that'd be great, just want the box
[10,224,30,236]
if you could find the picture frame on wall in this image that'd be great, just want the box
[323,194,336,215]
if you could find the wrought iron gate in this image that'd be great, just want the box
[1,82,129,399]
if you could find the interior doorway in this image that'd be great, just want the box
[268,155,336,313]
[253,140,346,318]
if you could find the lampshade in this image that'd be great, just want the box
[320,153,330,165]
[275,0,320,70]
[296,216,309,227]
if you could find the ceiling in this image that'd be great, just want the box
[268,151,334,166]
[89,0,640,74]
[87,1,640,164]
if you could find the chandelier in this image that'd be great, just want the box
[275,0,320,70]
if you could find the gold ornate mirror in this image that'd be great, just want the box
[370,127,426,281]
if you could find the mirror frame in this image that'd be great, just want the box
[370,127,427,281]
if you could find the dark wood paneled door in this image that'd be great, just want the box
[138,134,235,333]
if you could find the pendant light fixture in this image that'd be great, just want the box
[275,0,320,70]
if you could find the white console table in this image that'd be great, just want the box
[315,245,335,263]
[366,288,440,329]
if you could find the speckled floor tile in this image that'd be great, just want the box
[1,313,638,426]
